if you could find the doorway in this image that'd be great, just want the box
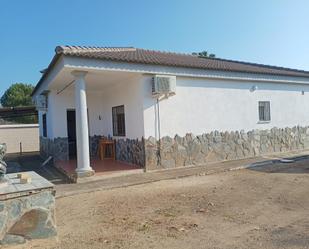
[66,110,77,159]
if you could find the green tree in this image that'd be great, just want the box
[192,51,216,58]
[1,83,34,107]
[0,83,37,124]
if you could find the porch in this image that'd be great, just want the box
[55,158,143,182]
[38,66,147,179]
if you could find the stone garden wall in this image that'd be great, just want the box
[144,126,309,170]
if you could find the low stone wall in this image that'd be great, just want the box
[90,136,145,167]
[41,136,98,161]
[0,172,57,245]
[40,137,68,162]
[89,136,146,167]
[145,126,309,170]
[115,138,145,167]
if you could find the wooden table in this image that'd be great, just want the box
[98,139,115,160]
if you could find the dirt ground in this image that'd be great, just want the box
[8,161,309,249]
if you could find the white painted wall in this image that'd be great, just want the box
[41,75,144,139]
[0,124,39,153]
[99,75,144,139]
[45,90,104,138]
[143,75,309,138]
[39,69,309,142]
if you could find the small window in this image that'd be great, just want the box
[112,105,126,136]
[258,101,271,122]
[42,113,47,137]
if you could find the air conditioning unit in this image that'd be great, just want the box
[35,95,48,111]
[152,75,176,97]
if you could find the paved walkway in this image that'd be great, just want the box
[55,149,309,198]
[5,152,70,184]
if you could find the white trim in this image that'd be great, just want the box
[257,121,271,124]
[0,124,39,129]
[64,56,309,85]
[32,56,65,98]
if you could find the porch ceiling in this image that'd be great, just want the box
[49,67,141,92]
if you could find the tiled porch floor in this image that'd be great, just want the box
[56,159,141,177]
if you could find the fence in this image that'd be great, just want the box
[0,124,39,154]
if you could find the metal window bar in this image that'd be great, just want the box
[259,101,270,121]
[112,105,126,136]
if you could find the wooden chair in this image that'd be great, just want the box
[98,138,115,160]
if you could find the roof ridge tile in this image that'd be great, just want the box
[56,45,136,54]
[137,48,196,57]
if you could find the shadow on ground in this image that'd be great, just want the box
[4,151,309,189]
[4,152,70,184]
[248,155,309,174]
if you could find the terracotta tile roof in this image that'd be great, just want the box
[32,45,309,96]
[56,45,309,78]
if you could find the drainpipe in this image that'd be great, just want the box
[157,98,161,166]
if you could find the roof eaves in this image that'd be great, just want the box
[63,53,309,79]
[31,53,62,97]
[201,56,309,76]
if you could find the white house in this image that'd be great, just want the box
[32,46,309,178]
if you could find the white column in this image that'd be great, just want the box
[72,71,94,176]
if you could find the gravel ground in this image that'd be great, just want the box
[8,160,309,249]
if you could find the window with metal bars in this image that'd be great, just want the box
[112,105,126,136]
[258,101,271,122]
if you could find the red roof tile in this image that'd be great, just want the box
[56,46,309,78]
[32,46,309,96]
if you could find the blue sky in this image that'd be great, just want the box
[0,0,309,97]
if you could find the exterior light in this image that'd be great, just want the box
[251,85,258,92]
